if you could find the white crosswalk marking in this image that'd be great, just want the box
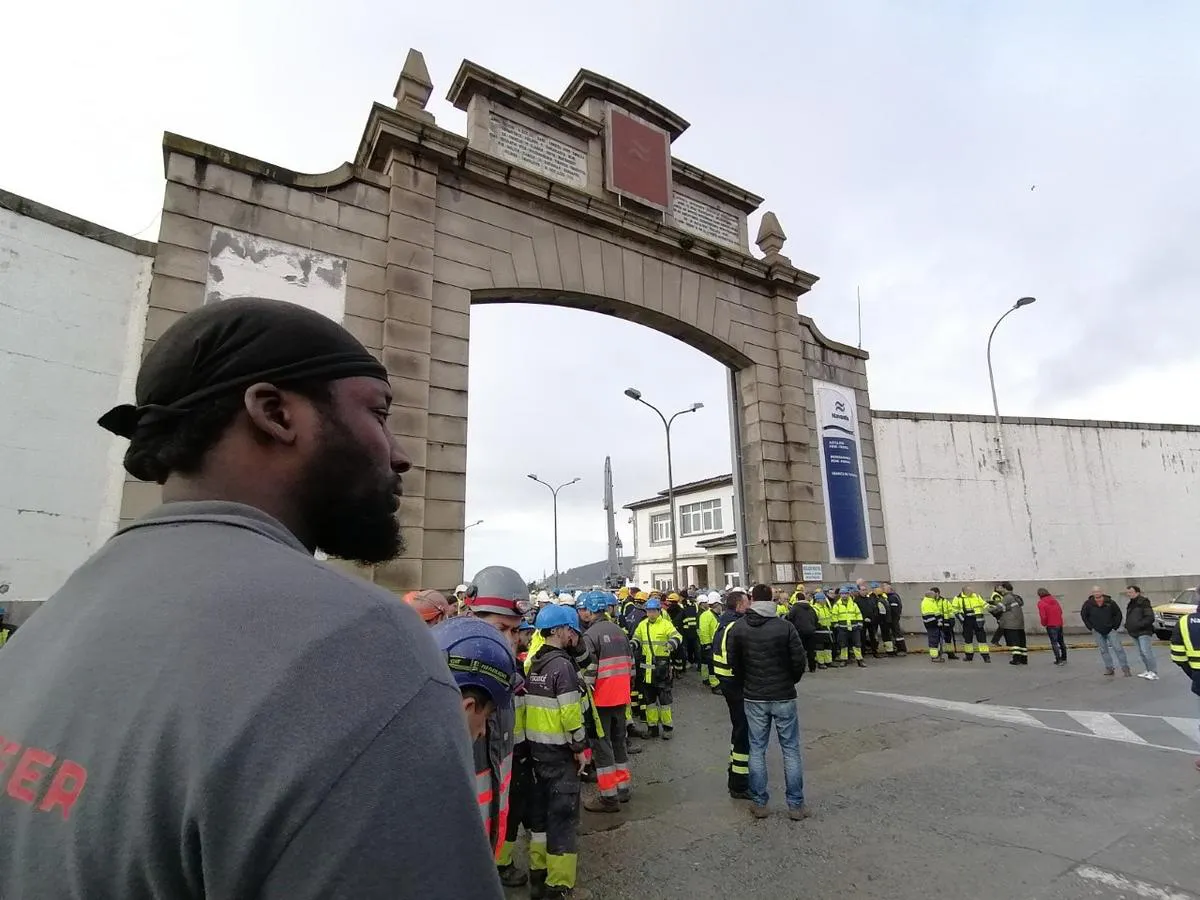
[1065,710,1148,744]
[1163,716,1200,746]
[1074,865,1198,900]
[859,691,1200,754]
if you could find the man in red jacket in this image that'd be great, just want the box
[1037,589,1067,665]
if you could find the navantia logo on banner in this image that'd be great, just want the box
[813,380,872,563]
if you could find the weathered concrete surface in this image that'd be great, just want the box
[507,646,1200,900]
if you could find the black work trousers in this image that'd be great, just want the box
[1004,628,1029,663]
[504,752,532,845]
[863,619,879,654]
[528,756,581,885]
[719,681,750,793]
[683,631,701,666]
[798,632,819,671]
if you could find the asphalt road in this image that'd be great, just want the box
[508,643,1200,900]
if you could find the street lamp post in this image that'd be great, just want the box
[528,475,580,592]
[464,519,483,530]
[623,388,704,592]
[986,296,1037,464]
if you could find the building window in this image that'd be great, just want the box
[649,512,672,544]
[652,573,674,591]
[679,499,722,537]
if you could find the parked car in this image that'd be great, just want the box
[1154,588,1198,640]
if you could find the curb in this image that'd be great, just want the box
[896,638,1169,655]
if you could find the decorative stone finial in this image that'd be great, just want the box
[755,211,788,261]
[394,49,434,122]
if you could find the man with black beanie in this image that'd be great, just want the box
[0,298,503,899]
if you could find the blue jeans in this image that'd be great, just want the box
[1095,631,1128,671]
[745,699,805,809]
[1134,634,1158,674]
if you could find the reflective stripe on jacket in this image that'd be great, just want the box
[1170,613,1200,696]
[524,645,592,757]
[832,597,863,627]
[698,608,719,647]
[712,614,741,680]
[583,618,633,708]
[472,697,515,860]
[631,615,682,683]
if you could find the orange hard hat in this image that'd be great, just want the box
[404,589,452,624]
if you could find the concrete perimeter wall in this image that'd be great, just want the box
[0,191,153,623]
[874,410,1200,630]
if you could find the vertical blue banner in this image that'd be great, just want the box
[814,382,872,562]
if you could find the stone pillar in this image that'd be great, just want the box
[377,149,439,592]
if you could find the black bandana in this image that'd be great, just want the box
[99,297,388,439]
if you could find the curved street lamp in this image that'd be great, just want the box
[987,296,1037,463]
[464,519,484,530]
[623,388,704,590]
[528,475,580,592]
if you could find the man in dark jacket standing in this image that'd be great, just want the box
[1082,587,1131,677]
[728,584,808,821]
[786,594,820,673]
[1124,586,1158,680]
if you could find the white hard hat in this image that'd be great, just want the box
[536,590,551,605]
[455,584,468,595]
[557,592,576,605]
[707,591,722,604]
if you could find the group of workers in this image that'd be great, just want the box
[919,582,1029,664]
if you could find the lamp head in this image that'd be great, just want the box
[527,474,538,481]
[1015,296,1036,308]
[624,388,642,401]
[691,402,705,412]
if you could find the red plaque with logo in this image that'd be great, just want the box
[605,108,671,211]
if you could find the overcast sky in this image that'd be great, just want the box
[4,1,1197,582]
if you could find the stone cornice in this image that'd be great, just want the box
[672,157,764,215]
[446,60,602,140]
[799,314,869,360]
[559,68,689,140]
[162,131,388,190]
[355,104,817,298]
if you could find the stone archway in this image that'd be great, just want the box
[135,50,889,593]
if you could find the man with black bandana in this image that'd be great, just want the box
[0,298,503,899]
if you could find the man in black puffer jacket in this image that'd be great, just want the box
[728,584,808,821]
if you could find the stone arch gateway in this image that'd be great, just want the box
[134,50,890,592]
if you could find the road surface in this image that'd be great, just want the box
[511,644,1200,900]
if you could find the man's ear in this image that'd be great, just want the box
[243,382,299,446]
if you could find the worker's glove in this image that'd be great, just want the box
[573,749,592,775]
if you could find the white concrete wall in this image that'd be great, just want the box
[874,414,1200,585]
[628,482,735,587]
[0,202,151,606]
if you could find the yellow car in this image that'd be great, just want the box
[1153,588,1198,640]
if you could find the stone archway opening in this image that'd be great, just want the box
[463,294,750,592]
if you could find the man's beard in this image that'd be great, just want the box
[297,411,405,565]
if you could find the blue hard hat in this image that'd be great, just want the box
[812,591,826,601]
[644,597,662,610]
[518,620,535,632]
[869,581,880,589]
[535,604,582,633]
[432,617,518,709]
[577,590,615,613]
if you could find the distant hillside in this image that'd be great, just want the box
[535,557,633,591]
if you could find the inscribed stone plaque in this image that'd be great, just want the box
[487,115,588,189]
[773,563,796,583]
[801,563,823,583]
[672,193,742,248]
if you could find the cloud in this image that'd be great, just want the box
[3,0,1198,576]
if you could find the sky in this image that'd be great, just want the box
[4,0,1198,582]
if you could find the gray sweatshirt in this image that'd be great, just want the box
[0,501,502,900]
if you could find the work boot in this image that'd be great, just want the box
[787,805,811,821]
[584,796,621,813]
[856,660,867,668]
[710,685,723,695]
[646,725,660,738]
[498,864,528,887]
[625,742,643,755]
[617,787,632,803]
[751,804,770,819]
[1103,668,1115,676]
[1121,666,1132,677]
[946,652,958,660]
[729,789,753,800]
[530,869,548,900]
[661,725,674,740]
[964,654,974,662]
[982,654,991,663]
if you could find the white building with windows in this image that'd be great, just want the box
[624,475,740,591]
